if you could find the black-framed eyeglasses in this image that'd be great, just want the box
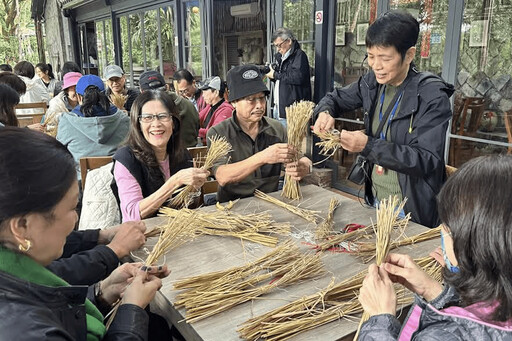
[273,39,289,49]
[139,112,172,123]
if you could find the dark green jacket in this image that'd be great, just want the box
[168,91,199,148]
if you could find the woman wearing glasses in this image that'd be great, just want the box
[113,90,209,221]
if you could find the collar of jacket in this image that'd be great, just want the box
[275,40,301,63]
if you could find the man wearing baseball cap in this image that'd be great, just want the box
[138,70,199,148]
[206,64,312,203]
[104,64,140,112]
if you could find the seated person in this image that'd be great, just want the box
[34,63,58,97]
[174,68,207,112]
[0,127,168,340]
[359,155,512,339]
[206,64,312,203]
[0,84,20,128]
[139,70,199,148]
[112,90,208,221]
[198,76,233,145]
[45,71,82,123]
[104,64,140,113]
[56,74,130,181]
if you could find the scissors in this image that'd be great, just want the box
[343,223,366,233]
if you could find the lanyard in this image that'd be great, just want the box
[378,86,403,140]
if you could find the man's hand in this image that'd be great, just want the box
[105,222,146,258]
[313,111,335,134]
[265,64,275,79]
[285,157,312,181]
[339,129,368,153]
[259,143,296,165]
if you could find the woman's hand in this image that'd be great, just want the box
[430,247,445,267]
[285,157,312,180]
[383,253,443,301]
[104,222,147,258]
[27,123,45,132]
[172,168,209,189]
[313,111,335,134]
[121,269,164,309]
[359,264,396,317]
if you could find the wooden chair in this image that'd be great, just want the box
[16,102,47,127]
[504,110,512,154]
[79,156,113,191]
[450,95,486,165]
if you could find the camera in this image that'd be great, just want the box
[259,62,277,75]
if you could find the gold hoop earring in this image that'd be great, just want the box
[18,239,31,252]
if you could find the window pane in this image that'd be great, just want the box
[450,1,512,166]
[184,3,202,77]
[95,21,105,77]
[390,0,448,75]
[160,7,177,80]
[130,13,143,86]
[144,10,159,70]
[120,16,131,85]
[104,19,115,66]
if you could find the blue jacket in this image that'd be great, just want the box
[57,106,130,179]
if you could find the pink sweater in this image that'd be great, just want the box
[114,157,171,222]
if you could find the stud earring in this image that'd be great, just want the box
[18,239,31,252]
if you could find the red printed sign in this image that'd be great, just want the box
[315,10,323,25]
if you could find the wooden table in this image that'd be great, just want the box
[139,185,440,341]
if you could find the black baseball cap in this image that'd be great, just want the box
[226,65,269,102]
[139,70,166,91]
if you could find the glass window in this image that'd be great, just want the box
[283,0,315,70]
[144,9,159,71]
[120,16,132,86]
[95,21,105,77]
[184,1,202,78]
[160,7,177,81]
[129,13,144,86]
[104,20,115,66]
[449,0,512,167]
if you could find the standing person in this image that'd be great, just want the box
[104,64,140,112]
[35,63,58,97]
[198,76,233,145]
[207,64,312,203]
[266,27,312,122]
[138,70,199,148]
[112,90,209,221]
[13,61,50,115]
[312,10,454,228]
[56,74,130,181]
[173,68,207,112]
[358,155,512,340]
[0,127,167,340]
[46,71,82,123]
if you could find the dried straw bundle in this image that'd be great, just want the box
[281,101,315,200]
[356,225,441,263]
[159,206,290,247]
[109,93,128,109]
[315,130,342,156]
[175,243,325,323]
[354,195,407,340]
[255,189,321,223]
[42,111,60,137]
[315,226,371,252]
[315,198,341,240]
[170,135,232,208]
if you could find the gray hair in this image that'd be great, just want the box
[272,27,295,42]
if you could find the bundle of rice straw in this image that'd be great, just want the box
[170,135,232,208]
[254,189,320,224]
[159,206,290,247]
[109,93,128,109]
[354,195,406,340]
[106,211,196,329]
[175,241,325,323]
[315,198,341,240]
[43,111,60,137]
[315,130,342,156]
[238,255,441,341]
[281,101,315,200]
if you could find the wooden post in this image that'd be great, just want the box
[34,18,46,63]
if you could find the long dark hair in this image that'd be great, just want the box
[127,90,184,182]
[438,155,512,321]
[0,128,76,235]
[80,85,111,117]
[35,63,55,80]
[0,84,20,127]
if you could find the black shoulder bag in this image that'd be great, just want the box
[347,82,407,185]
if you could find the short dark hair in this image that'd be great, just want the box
[0,127,76,235]
[0,64,12,72]
[0,72,26,95]
[0,84,20,127]
[127,90,185,182]
[438,155,512,322]
[365,10,419,61]
[13,61,35,79]
[173,69,194,84]
[35,63,55,80]
[61,61,81,77]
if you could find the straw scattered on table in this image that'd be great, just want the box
[255,189,321,224]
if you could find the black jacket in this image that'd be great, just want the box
[314,68,454,227]
[48,230,119,286]
[272,40,312,118]
[0,270,148,340]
